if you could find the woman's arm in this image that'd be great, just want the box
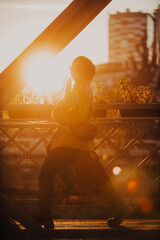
[54,84,90,126]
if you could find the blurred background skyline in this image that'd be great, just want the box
[0,0,160,73]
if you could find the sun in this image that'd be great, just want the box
[23,50,69,95]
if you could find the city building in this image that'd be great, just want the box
[109,9,154,64]
[94,7,160,90]
[154,5,160,65]
[93,62,125,87]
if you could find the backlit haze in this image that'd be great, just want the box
[0,0,159,95]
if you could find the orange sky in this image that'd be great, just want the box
[0,0,159,74]
[0,0,159,96]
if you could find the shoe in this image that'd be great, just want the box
[107,218,122,228]
[107,202,134,228]
[33,213,54,229]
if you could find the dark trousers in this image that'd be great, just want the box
[39,147,119,216]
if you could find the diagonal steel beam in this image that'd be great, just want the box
[0,0,112,107]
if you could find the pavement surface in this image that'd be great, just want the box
[46,219,160,239]
[53,219,160,230]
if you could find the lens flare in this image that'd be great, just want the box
[102,154,108,160]
[127,179,138,192]
[140,198,154,213]
[23,50,68,95]
[113,166,121,175]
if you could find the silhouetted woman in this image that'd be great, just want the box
[36,56,129,228]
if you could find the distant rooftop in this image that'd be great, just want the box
[95,62,124,75]
[110,9,148,18]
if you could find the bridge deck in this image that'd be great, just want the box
[45,219,160,239]
[54,219,160,230]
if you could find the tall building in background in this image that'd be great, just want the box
[96,8,160,90]
[154,5,160,65]
[109,9,154,63]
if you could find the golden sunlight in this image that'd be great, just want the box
[23,51,69,95]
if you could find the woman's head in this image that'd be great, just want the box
[70,56,95,83]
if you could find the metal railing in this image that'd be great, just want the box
[0,104,160,203]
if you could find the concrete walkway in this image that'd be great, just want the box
[49,219,160,239]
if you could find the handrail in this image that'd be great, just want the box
[0,103,160,119]
[1,103,160,111]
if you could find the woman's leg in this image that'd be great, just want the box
[82,151,130,225]
[38,147,72,219]
[39,168,53,218]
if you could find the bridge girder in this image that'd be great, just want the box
[0,0,112,108]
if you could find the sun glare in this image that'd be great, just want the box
[140,198,154,213]
[113,166,121,175]
[127,179,138,192]
[23,51,69,95]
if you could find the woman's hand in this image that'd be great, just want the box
[64,79,72,101]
